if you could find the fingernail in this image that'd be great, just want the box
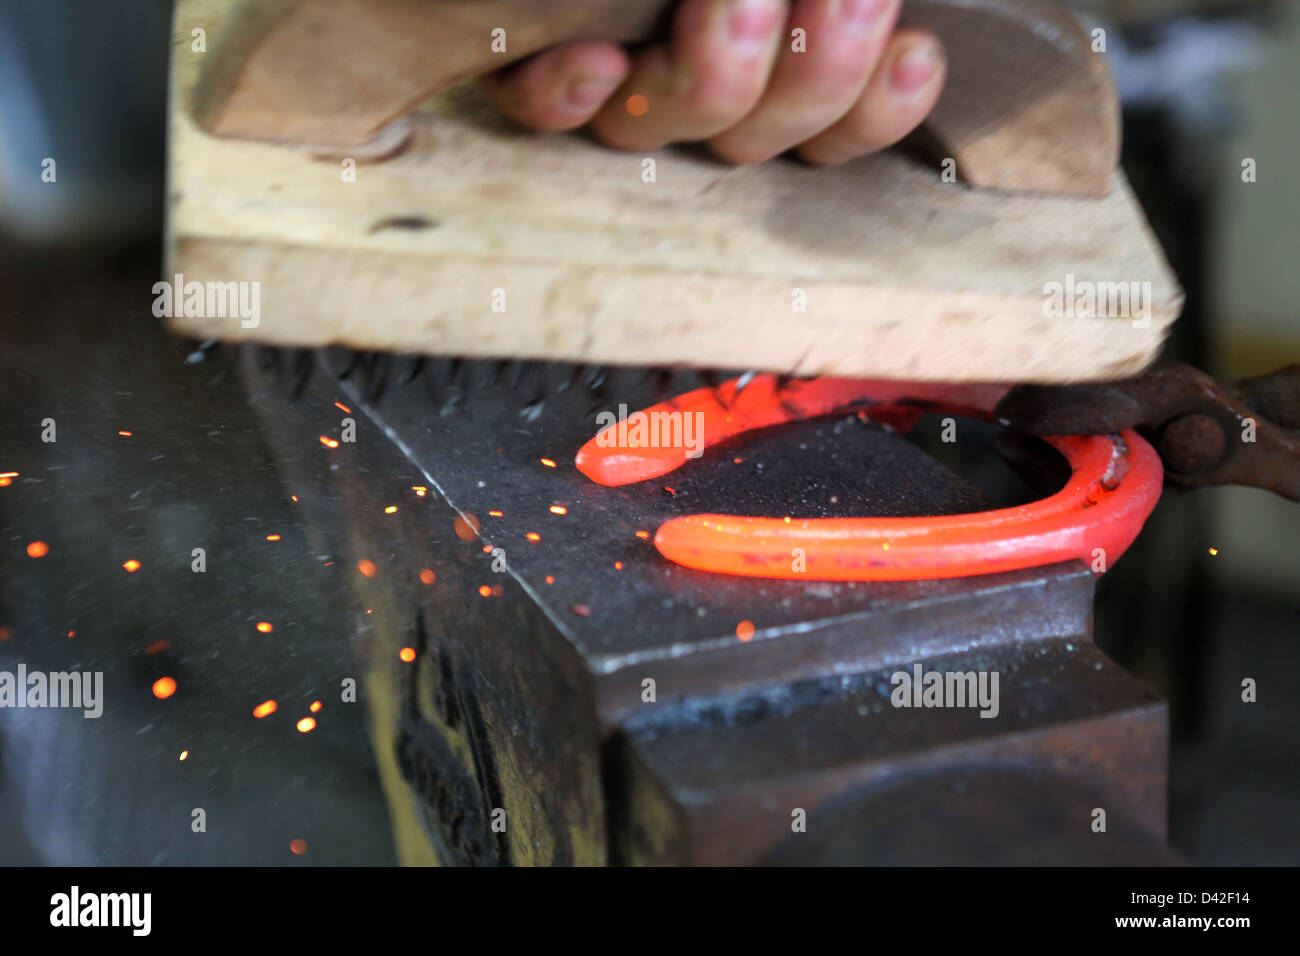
[729,0,782,56]
[565,76,619,109]
[890,41,941,95]
[841,0,890,34]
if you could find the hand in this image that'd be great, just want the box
[482,0,946,165]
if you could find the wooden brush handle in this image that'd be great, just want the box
[192,0,1118,196]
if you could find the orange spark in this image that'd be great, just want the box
[297,716,317,733]
[478,585,492,597]
[0,472,17,478]
[399,647,416,663]
[412,486,428,497]
[123,559,141,573]
[118,430,133,437]
[488,510,503,517]
[143,639,171,655]
[252,699,277,719]
[525,532,541,542]
[256,621,273,633]
[310,700,322,713]
[540,458,557,468]
[290,495,299,503]
[419,568,436,585]
[549,505,567,515]
[545,575,554,584]
[614,561,623,570]
[334,401,352,413]
[179,750,189,761]
[266,534,281,541]
[0,478,11,487]
[66,630,75,638]
[152,677,177,699]
[635,530,650,539]
[319,436,339,448]
[26,541,49,558]
[290,839,307,855]
[384,505,398,514]
[357,559,376,578]
[736,620,756,642]
[453,513,481,541]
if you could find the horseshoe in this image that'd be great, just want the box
[575,375,1163,581]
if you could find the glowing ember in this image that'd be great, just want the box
[525,532,541,542]
[266,534,281,541]
[297,716,317,733]
[152,677,177,699]
[614,561,623,570]
[310,700,322,713]
[0,472,17,478]
[319,436,340,449]
[419,568,436,585]
[1208,548,1219,556]
[334,401,352,413]
[491,584,504,597]
[733,458,745,464]
[399,646,416,663]
[481,545,492,554]
[179,750,189,761]
[256,621,274,633]
[478,585,492,597]
[540,458,557,468]
[143,639,171,655]
[488,510,504,517]
[357,559,377,578]
[571,604,591,617]
[0,478,11,487]
[549,505,568,515]
[290,839,308,855]
[0,626,11,642]
[454,513,482,541]
[26,541,49,558]
[736,620,756,642]
[253,699,277,719]
[664,487,676,496]
[384,505,398,514]
[118,430,133,437]
[635,530,650,539]
[66,630,75,638]
[412,485,428,497]
[545,575,554,584]
[291,495,299,503]
[123,559,141,573]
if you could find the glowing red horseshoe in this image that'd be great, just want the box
[575,375,1163,581]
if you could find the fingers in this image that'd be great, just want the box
[708,0,901,164]
[482,42,630,132]
[797,28,946,165]
[588,0,789,151]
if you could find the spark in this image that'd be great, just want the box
[152,677,177,699]
[545,575,554,584]
[290,839,307,855]
[384,505,398,514]
[252,699,277,719]
[614,561,623,570]
[549,505,567,515]
[412,486,427,497]
[266,534,281,541]
[334,401,352,413]
[310,701,322,713]
[26,541,49,558]
[179,750,189,761]
[736,620,756,642]
[123,559,141,572]
[319,436,339,449]
[357,559,376,577]
[256,621,273,633]
[540,458,557,468]
[419,568,436,585]
[525,532,540,542]
[296,717,317,733]
[118,430,133,437]
[399,647,416,663]
[478,585,492,597]
[488,510,504,517]
[635,530,650,539]
[1208,547,1218,556]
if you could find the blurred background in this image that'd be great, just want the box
[1,0,1296,864]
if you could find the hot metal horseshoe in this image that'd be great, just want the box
[575,375,1164,582]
